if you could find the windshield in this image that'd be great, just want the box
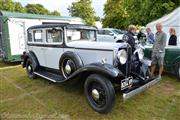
[67,29,96,42]
[112,29,123,35]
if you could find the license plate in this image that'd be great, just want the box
[121,77,133,90]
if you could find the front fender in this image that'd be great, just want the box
[173,56,180,65]
[66,63,124,81]
[22,51,39,71]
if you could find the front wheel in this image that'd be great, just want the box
[84,74,115,114]
[175,62,180,81]
[26,58,37,79]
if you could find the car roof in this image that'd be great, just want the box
[98,28,121,31]
[28,24,97,30]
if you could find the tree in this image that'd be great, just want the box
[50,10,61,16]
[95,16,101,21]
[103,0,129,29]
[103,0,180,29]
[0,0,61,16]
[68,0,96,25]
[25,4,50,15]
[0,0,25,12]
[14,2,26,13]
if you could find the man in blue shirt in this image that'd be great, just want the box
[146,28,155,44]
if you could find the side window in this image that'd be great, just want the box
[98,30,104,35]
[46,29,63,43]
[34,30,43,42]
[28,32,32,42]
[104,30,112,35]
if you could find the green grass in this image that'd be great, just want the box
[0,66,180,120]
[0,60,20,68]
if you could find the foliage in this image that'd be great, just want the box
[68,0,96,25]
[95,16,101,21]
[103,0,180,29]
[0,0,25,13]
[25,4,49,15]
[0,0,61,16]
[50,10,61,16]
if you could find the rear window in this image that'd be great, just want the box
[34,30,43,42]
[28,32,32,42]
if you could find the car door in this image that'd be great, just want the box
[44,28,64,69]
[97,30,105,42]
[104,30,115,42]
[164,46,180,72]
[30,30,46,67]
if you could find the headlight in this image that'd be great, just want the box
[117,49,127,64]
[138,48,144,61]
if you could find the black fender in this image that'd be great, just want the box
[59,51,84,70]
[65,63,124,82]
[116,39,124,43]
[22,51,39,71]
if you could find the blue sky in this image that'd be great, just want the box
[13,0,107,17]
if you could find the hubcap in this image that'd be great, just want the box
[62,59,76,78]
[91,89,100,100]
[65,64,71,75]
[28,65,32,71]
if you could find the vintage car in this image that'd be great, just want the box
[22,24,159,114]
[144,44,180,80]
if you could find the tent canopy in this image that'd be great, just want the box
[146,7,180,45]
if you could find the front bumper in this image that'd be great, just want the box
[123,77,160,101]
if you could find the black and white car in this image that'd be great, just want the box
[22,24,159,114]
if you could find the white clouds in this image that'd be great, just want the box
[13,0,107,17]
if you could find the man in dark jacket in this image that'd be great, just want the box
[123,25,137,52]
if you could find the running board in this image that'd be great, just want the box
[34,70,64,83]
[123,77,160,101]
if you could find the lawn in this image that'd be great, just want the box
[0,65,180,120]
[0,60,20,68]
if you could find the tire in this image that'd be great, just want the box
[59,52,83,79]
[26,58,37,79]
[175,62,180,81]
[84,74,115,114]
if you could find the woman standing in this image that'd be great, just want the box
[168,27,177,46]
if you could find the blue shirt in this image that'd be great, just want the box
[147,32,155,44]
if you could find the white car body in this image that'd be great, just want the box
[97,28,125,42]
[27,28,127,70]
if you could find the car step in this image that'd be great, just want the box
[34,70,64,83]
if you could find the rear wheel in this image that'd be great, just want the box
[26,58,37,79]
[61,58,76,78]
[175,62,180,81]
[59,52,83,79]
[84,74,115,114]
